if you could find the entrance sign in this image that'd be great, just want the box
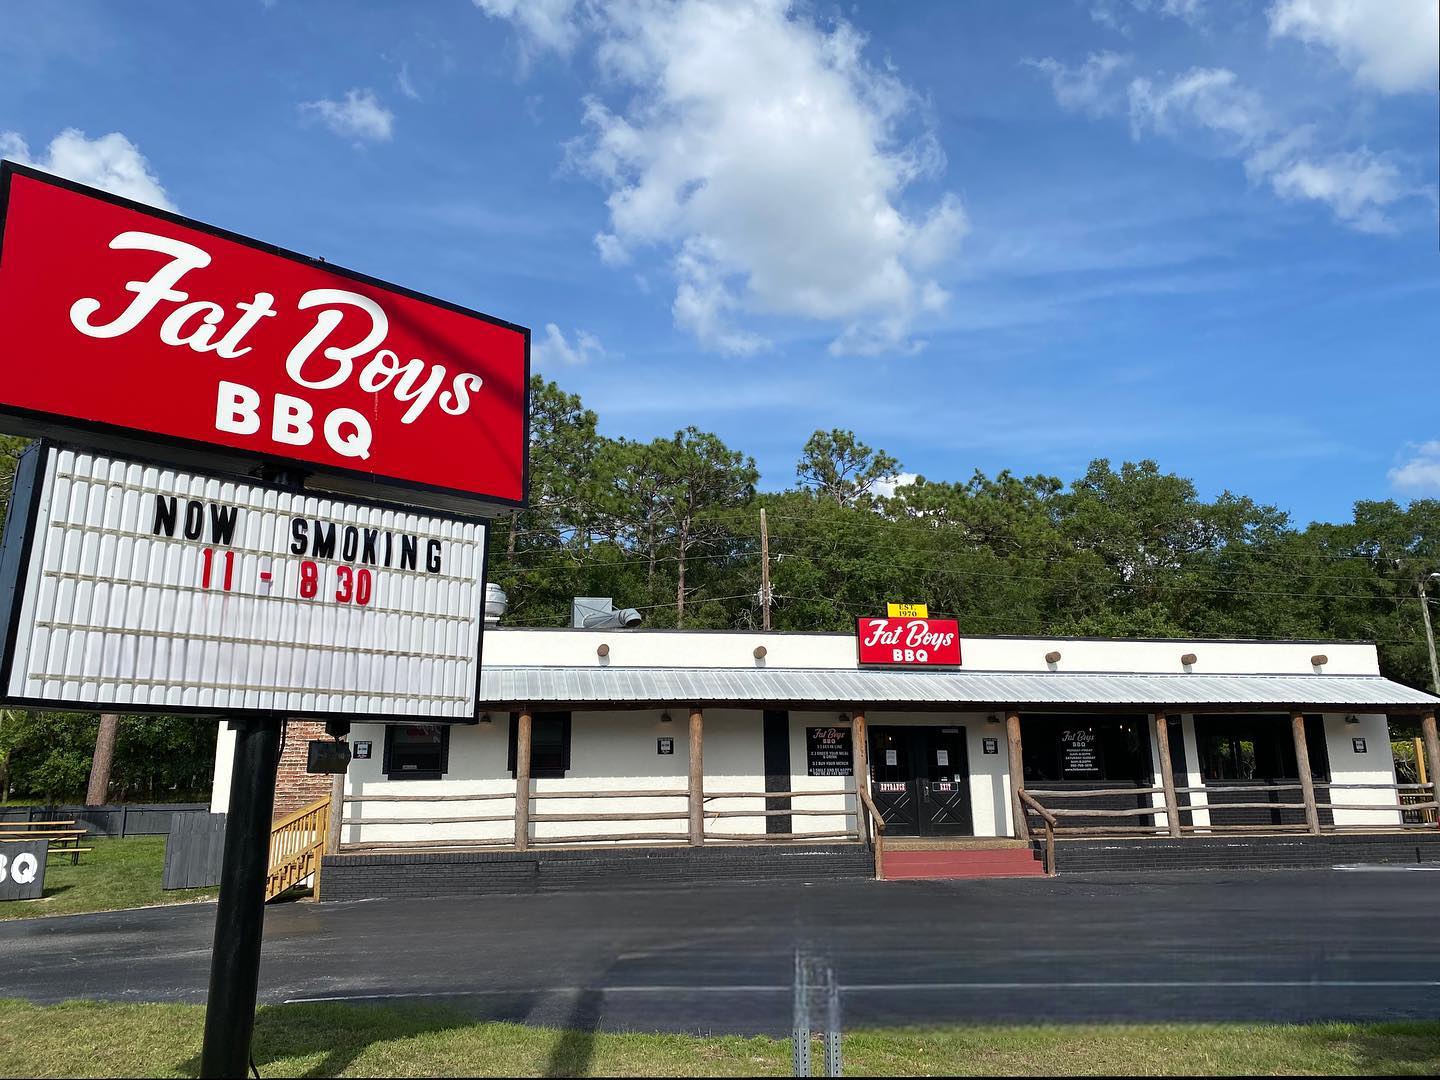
[0,445,487,720]
[886,602,928,618]
[856,617,961,667]
[806,726,853,776]
[0,165,528,511]
[1059,727,1102,779]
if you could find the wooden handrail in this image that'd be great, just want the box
[267,796,329,902]
[856,785,886,880]
[704,790,852,801]
[1017,789,1057,827]
[1016,791,1057,876]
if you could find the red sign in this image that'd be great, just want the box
[0,164,528,508]
[856,617,961,667]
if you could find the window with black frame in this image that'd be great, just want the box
[1195,714,1328,781]
[384,724,450,780]
[509,712,572,779]
[1019,714,1151,784]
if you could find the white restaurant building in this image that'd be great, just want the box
[212,621,1440,883]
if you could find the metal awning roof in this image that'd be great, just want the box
[477,667,1440,711]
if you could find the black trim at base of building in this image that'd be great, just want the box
[1050,832,1440,874]
[320,843,872,900]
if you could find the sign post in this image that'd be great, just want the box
[0,163,529,1078]
[200,715,281,1079]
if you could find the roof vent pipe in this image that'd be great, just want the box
[484,583,508,626]
[571,596,644,629]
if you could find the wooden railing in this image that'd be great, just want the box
[266,796,330,901]
[339,787,867,848]
[1019,781,1439,839]
[701,789,859,842]
[856,785,886,880]
[1017,789,1057,875]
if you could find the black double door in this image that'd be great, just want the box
[868,726,973,836]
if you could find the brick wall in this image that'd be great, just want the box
[274,720,333,819]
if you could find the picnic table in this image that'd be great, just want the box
[0,820,90,864]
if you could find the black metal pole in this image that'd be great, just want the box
[200,715,282,1079]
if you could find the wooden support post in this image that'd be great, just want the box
[1291,710,1321,835]
[851,710,869,841]
[688,707,705,845]
[1152,712,1182,838]
[324,771,344,855]
[1006,711,1029,841]
[1421,714,1440,821]
[514,708,532,850]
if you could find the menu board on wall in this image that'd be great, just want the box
[806,727,853,776]
[1059,727,1102,779]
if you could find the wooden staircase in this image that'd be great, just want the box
[266,796,330,901]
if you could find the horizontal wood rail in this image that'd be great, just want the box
[1017,790,1057,876]
[533,789,689,800]
[346,792,515,803]
[267,796,329,902]
[1019,778,1437,842]
[341,814,513,826]
[704,790,852,800]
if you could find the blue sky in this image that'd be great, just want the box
[1,0,1436,526]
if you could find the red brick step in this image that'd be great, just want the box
[885,848,1045,880]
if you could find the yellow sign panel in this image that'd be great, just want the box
[886,602,929,618]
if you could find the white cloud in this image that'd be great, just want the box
[1128,67,1270,146]
[533,322,605,367]
[300,88,394,142]
[1390,441,1440,492]
[0,128,174,209]
[471,0,583,57]
[1269,0,1439,95]
[872,471,919,499]
[478,0,966,356]
[1119,66,1418,231]
[1266,149,1408,232]
[1026,52,1131,116]
[1091,0,1209,33]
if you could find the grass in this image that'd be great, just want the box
[0,836,217,920]
[0,1001,1436,1077]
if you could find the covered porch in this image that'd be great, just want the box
[315,663,1440,888]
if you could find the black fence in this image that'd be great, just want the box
[0,803,209,838]
[162,813,227,890]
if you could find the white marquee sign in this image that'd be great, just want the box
[0,445,487,719]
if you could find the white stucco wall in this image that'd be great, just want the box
[1323,713,1402,827]
[479,627,1382,676]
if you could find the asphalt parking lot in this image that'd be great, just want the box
[3,869,1438,1034]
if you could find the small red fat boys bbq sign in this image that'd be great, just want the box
[856,617,962,667]
[0,164,528,508]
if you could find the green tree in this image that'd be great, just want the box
[796,429,900,507]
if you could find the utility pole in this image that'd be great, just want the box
[759,507,772,631]
[1421,574,1440,693]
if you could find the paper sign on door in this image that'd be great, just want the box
[885,749,898,766]
[937,749,949,766]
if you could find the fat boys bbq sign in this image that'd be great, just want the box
[0,164,525,721]
[0,164,528,508]
[856,616,961,667]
